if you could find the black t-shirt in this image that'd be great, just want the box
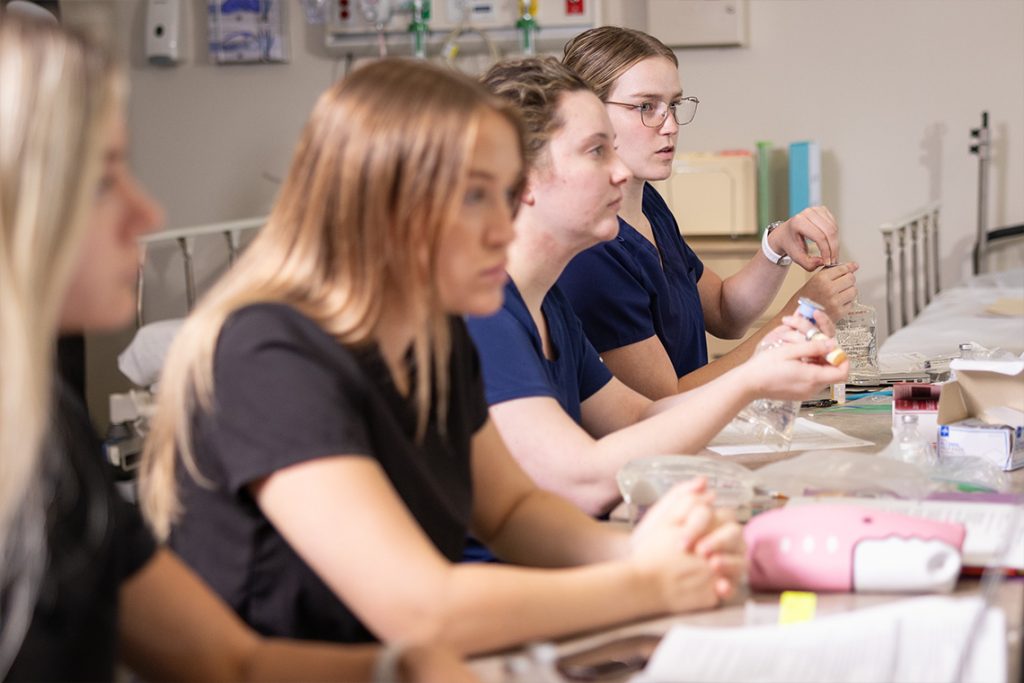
[170,303,488,643]
[6,382,157,681]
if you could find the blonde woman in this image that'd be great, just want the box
[559,27,859,400]
[0,14,471,682]
[140,58,743,654]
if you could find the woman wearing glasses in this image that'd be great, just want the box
[559,27,859,401]
[469,57,848,520]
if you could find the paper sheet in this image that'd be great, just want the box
[707,418,873,456]
[985,298,1024,317]
[634,596,1005,683]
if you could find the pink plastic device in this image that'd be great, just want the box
[745,504,966,593]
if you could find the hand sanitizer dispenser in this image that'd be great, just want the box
[146,0,182,65]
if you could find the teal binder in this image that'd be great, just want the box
[789,141,821,215]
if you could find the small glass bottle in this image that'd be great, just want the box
[733,298,824,447]
[834,299,879,384]
[884,414,937,469]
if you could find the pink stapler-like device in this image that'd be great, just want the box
[745,504,966,593]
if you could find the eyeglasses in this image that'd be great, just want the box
[605,97,699,128]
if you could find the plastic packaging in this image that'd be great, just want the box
[957,341,1020,362]
[753,450,934,501]
[929,455,1011,493]
[835,299,879,384]
[617,455,755,524]
[733,298,824,446]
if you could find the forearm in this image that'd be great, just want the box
[119,550,383,683]
[240,642,379,682]
[713,256,788,337]
[678,298,798,393]
[435,561,660,654]
[532,373,754,512]
[592,371,753,466]
[486,486,631,567]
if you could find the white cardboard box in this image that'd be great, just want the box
[936,360,1024,471]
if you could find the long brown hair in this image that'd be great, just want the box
[562,26,677,101]
[140,59,525,539]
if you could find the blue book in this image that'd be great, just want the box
[789,141,821,215]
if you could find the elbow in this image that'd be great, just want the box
[377,601,450,647]
[563,478,621,518]
[710,318,749,340]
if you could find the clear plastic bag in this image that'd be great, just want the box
[957,341,1020,362]
[752,450,934,500]
[928,455,1011,493]
[617,455,755,523]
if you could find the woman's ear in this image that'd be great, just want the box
[519,176,538,207]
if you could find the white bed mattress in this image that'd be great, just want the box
[880,268,1024,360]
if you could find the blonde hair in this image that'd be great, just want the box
[140,59,525,540]
[482,57,589,168]
[0,14,120,674]
[562,26,677,101]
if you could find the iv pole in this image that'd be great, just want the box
[969,111,990,275]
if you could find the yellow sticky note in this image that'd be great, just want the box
[778,590,817,625]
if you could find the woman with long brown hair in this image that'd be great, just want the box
[140,56,744,654]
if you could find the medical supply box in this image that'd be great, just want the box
[936,359,1024,471]
[892,383,942,448]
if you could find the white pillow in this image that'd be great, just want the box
[118,318,184,388]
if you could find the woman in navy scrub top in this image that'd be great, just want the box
[560,27,860,400]
[471,58,848,517]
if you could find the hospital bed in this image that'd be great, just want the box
[878,202,1024,369]
[107,217,264,477]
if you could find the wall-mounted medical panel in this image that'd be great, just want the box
[324,0,597,57]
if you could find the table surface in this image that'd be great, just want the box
[469,399,1024,682]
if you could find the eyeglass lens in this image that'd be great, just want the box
[642,98,698,127]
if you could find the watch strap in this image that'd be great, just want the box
[762,221,793,266]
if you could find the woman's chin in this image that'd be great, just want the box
[445,292,505,319]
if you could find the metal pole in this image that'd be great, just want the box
[922,213,931,306]
[932,205,941,295]
[898,226,908,330]
[970,112,990,275]
[883,231,895,335]
[910,219,920,318]
[178,236,196,311]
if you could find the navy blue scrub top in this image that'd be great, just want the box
[558,182,708,378]
[464,280,615,563]
[466,279,613,424]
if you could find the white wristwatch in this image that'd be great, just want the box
[762,221,792,266]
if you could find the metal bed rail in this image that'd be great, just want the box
[135,217,265,327]
[879,202,941,337]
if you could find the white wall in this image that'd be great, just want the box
[61,0,1024,426]
[670,0,1024,311]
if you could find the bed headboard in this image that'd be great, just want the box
[136,217,265,327]
[879,203,941,337]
